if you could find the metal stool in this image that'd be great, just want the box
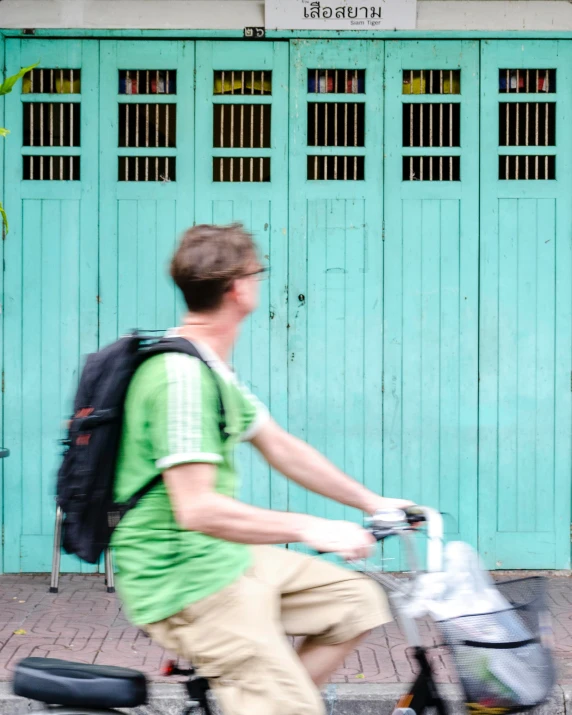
[50,505,115,594]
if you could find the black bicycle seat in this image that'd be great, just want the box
[13,657,148,708]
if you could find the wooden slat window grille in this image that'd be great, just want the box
[23,68,80,94]
[308,155,364,180]
[403,103,460,148]
[403,155,460,181]
[24,102,80,147]
[119,70,176,95]
[213,157,270,182]
[214,70,272,95]
[402,70,460,95]
[499,155,555,181]
[499,102,555,147]
[212,70,273,182]
[213,104,271,149]
[119,156,175,182]
[308,102,365,148]
[307,69,365,94]
[23,155,80,181]
[119,103,176,148]
[499,69,556,93]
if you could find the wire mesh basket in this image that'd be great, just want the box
[437,577,555,712]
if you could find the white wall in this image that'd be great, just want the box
[1,0,572,31]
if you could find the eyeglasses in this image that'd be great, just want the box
[242,266,269,280]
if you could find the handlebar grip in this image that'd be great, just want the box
[371,528,396,541]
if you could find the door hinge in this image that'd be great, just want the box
[2,526,4,547]
[382,221,385,241]
[381,373,384,393]
[1,370,5,394]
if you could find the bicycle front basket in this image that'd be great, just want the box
[437,577,555,713]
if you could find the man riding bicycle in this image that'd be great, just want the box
[112,223,414,715]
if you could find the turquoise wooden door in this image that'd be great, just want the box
[288,41,384,537]
[194,42,289,510]
[479,41,572,569]
[99,41,195,346]
[383,42,480,565]
[3,39,99,572]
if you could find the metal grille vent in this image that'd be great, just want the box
[214,71,272,95]
[119,103,176,148]
[308,155,364,181]
[24,103,80,147]
[499,69,556,93]
[403,70,460,95]
[308,102,365,147]
[24,155,80,181]
[499,102,555,147]
[119,70,176,95]
[499,155,555,181]
[23,68,80,94]
[403,103,460,148]
[214,105,271,149]
[214,157,270,182]
[403,156,460,181]
[308,69,365,94]
[119,156,175,182]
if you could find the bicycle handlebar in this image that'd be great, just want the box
[367,506,444,572]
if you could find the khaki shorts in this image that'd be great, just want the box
[145,545,391,715]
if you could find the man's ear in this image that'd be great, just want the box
[225,278,240,301]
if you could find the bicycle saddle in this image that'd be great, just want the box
[13,657,148,708]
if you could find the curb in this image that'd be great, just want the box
[0,682,568,714]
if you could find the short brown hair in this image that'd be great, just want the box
[170,223,258,312]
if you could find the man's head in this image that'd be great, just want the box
[170,223,262,318]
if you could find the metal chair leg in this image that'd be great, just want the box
[49,505,63,593]
[105,548,115,593]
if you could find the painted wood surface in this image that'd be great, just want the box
[479,40,572,569]
[3,39,99,572]
[383,40,480,568]
[195,41,290,511]
[288,41,384,555]
[1,37,570,572]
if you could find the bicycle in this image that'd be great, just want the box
[12,507,555,715]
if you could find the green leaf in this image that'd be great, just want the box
[0,128,10,138]
[0,201,9,235]
[0,62,40,96]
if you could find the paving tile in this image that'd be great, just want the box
[0,573,570,685]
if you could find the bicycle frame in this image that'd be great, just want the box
[365,507,451,715]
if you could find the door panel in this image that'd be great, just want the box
[288,41,384,541]
[479,41,572,569]
[383,41,480,566]
[195,42,289,510]
[98,41,195,346]
[3,39,99,572]
[3,38,571,574]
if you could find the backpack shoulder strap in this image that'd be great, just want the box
[121,337,229,514]
[140,337,227,440]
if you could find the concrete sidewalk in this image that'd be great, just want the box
[1,573,572,712]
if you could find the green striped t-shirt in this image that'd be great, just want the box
[112,340,268,626]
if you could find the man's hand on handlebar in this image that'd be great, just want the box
[364,497,416,515]
[299,519,376,561]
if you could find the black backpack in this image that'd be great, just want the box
[56,332,226,564]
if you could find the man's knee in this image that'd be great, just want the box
[346,576,388,621]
